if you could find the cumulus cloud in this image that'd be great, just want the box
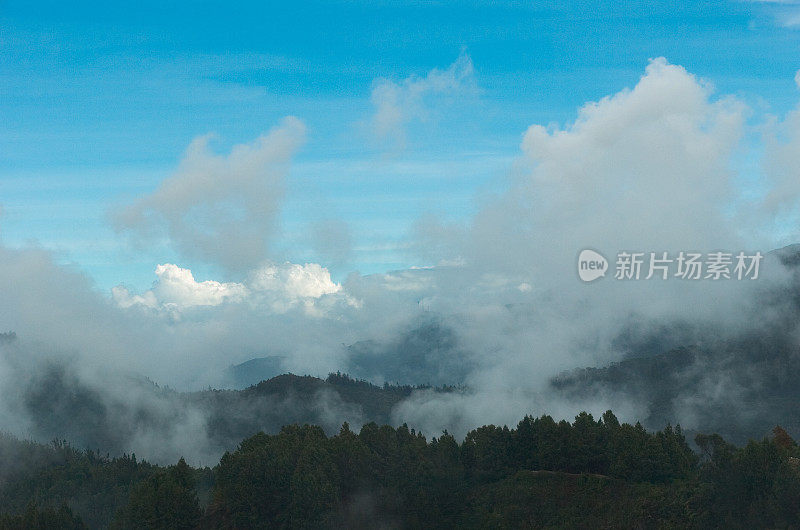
[113,263,247,310]
[114,261,343,317]
[465,59,745,274]
[112,117,306,272]
[369,53,477,148]
[406,60,761,368]
[250,262,341,299]
[390,57,793,437]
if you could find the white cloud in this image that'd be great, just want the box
[114,261,341,316]
[369,53,476,148]
[250,262,341,299]
[113,117,306,272]
[113,264,247,310]
[112,286,158,309]
[430,58,749,278]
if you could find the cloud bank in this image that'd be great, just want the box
[2,58,800,463]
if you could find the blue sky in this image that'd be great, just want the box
[2,0,800,291]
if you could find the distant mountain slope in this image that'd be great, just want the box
[551,341,800,445]
[223,355,284,388]
[192,372,425,450]
[346,320,472,386]
[221,319,469,389]
[17,365,456,463]
[551,244,800,445]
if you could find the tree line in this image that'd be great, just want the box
[2,411,800,528]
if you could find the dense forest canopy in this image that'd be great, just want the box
[1,408,799,529]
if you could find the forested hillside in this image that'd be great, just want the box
[16,368,456,464]
[1,410,799,529]
[552,342,800,446]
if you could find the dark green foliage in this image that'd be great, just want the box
[0,503,86,530]
[112,458,202,529]
[466,411,696,483]
[694,434,800,528]
[208,424,331,528]
[463,471,695,529]
[0,434,160,528]
[205,411,702,528]
[1,411,799,528]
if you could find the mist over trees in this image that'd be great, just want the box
[1,364,458,465]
